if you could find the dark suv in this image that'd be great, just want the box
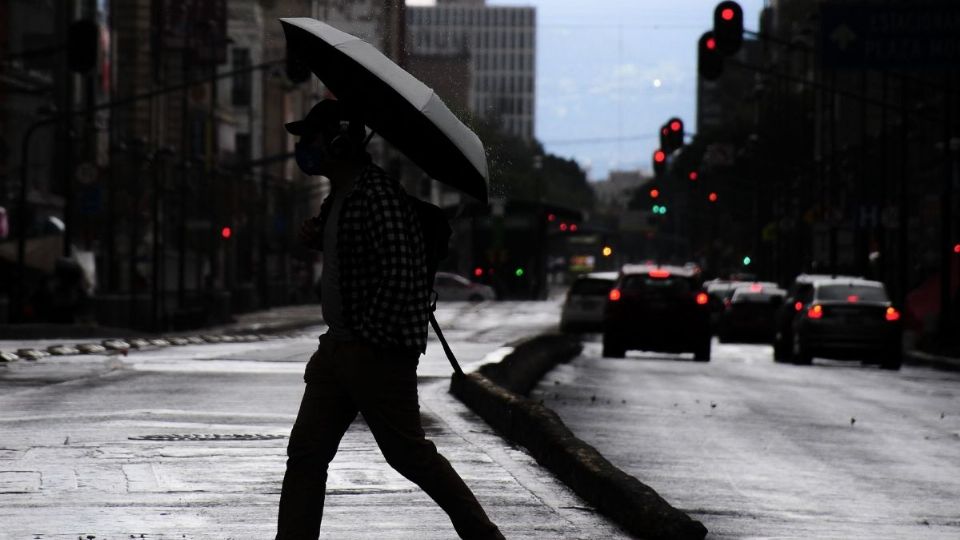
[773,274,861,361]
[602,264,712,361]
[787,277,903,369]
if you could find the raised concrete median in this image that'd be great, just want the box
[449,334,708,540]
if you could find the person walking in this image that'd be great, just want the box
[276,99,504,540]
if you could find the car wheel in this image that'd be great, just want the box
[792,333,812,365]
[694,338,711,362]
[773,333,790,362]
[880,351,902,371]
[602,335,626,358]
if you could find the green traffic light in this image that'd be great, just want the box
[742,256,752,266]
[515,267,525,277]
[661,206,667,214]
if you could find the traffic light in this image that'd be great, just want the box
[666,117,684,150]
[473,267,484,277]
[742,256,752,266]
[602,246,613,257]
[286,45,311,84]
[698,32,723,81]
[652,205,667,215]
[708,192,718,202]
[688,171,699,181]
[67,20,99,73]
[653,149,666,176]
[221,226,232,239]
[514,267,525,277]
[713,1,744,56]
[649,188,660,199]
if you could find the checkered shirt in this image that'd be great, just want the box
[314,164,431,353]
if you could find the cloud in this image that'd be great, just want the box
[587,61,689,100]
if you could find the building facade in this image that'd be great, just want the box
[406,0,536,141]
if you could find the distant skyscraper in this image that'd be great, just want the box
[406,1,536,141]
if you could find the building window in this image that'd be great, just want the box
[235,133,251,165]
[231,48,252,107]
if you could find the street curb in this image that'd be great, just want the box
[450,334,708,540]
[905,349,960,372]
[0,318,316,362]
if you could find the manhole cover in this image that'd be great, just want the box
[129,433,287,441]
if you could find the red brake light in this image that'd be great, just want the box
[609,288,622,301]
[794,301,803,312]
[649,269,671,278]
[696,292,709,305]
[847,295,859,303]
[750,283,762,292]
[885,307,900,321]
[807,304,823,319]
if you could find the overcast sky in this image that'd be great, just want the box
[408,0,767,181]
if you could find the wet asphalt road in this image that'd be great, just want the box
[0,300,631,539]
[532,336,960,539]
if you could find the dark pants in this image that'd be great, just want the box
[276,334,504,540]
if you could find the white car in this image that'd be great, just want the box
[559,271,618,333]
[433,272,496,302]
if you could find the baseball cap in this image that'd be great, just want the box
[284,99,355,137]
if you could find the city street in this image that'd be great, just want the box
[0,300,629,539]
[533,336,960,539]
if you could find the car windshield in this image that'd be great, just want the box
[817,284,889,302]
[569,278,613,296]
[621,275,692,297]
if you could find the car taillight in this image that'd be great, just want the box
[847,295,859,303]
[806,304,823,319]
[794,301,803,312]
[750,283,763,292]
[696,292,709,305]
[609,288,622,301]
[885,307,900,321]
[649,269,671,278]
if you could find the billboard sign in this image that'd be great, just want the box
[820,2,960,69]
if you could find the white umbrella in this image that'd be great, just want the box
[280,18,489,203]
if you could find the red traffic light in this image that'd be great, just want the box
[721,7,735,20]
[547,213,556,222]
[953,243,960,254]
[474,267,484,277]
[560,222,568,231]
[670,120,682,132]
[689,171,698,181]
[653,149,666,163]
[706,37,717,50]
[708,192,718,202]
[221,226,232,239]
[650,188,660,199]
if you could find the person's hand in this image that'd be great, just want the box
[299,217,322,249]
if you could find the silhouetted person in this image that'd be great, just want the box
[276,100,504,540]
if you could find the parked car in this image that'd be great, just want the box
[718,285,786,343]
[559,271,618,333]
[773,273,862,361]
[433,272,496,302]
[602,264,712,361]
[788,277,902,369]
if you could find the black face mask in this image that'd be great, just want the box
[295,141,327,175]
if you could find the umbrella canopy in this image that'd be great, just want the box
[280,17,489,204]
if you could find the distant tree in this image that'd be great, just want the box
[464,114,594,212]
